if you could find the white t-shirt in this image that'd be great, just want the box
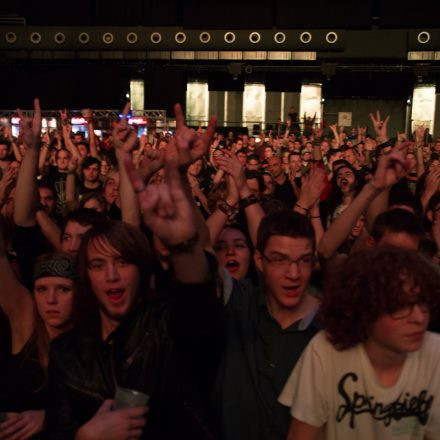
[279,331,440,440]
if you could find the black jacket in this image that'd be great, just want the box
[47,264,223,440]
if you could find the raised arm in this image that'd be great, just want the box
[0,217,34,351]
[292,164,326,248]
[82,108,99,158]
[205,172,239,246]
[318,142,410,260]
[369,110,390,144]
[13,99,42,227]
[112,103,141,227]
[60,110,81,162]
[414,126,426,178]
[125,139,208,283]
[216,151,264,247]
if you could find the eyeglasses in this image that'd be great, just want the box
[390,302,430,320]
[262,253,315,272]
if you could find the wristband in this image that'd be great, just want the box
[240,194,259,209]
[218,200,239,220]
[167,232,199,254]
[295,203,309,213]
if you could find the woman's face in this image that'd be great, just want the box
[214,228,251,280]
[34,276,74,334]
[188,159,203,177]
[101,160,110,176]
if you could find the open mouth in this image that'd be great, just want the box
[282,286,301,297]
[106,288,125,304]
[225,260,240,273]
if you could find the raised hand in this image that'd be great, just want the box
[424,167,440,198]
[173,104,216,168]
[369,141,410,190]
[313,122,324,139]
[414,125,426,144]
[124,142,197,247]
[138,145,165,183]
[369,110,390,142]
[113,102,137,153]
[17,99,41,149]
[297,164,327,209]
[215,151,246,193]
[357,126,367,136]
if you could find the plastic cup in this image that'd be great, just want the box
[113,386,149,410]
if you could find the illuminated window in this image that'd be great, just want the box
[130,80,145,111]
[243,83,266,131]
[411,85,436,134]
[186,81,209,126]
[300,83,322,128]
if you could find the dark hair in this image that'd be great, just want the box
[389,181,423,220]
[321,246,440,350]
[371,208,423,242]
[82,156,101,169]
[256,211,315,252]
[246,154,260,163]
[61,208,105,236]
[76,221,154,322]
[37,179,58,203]
[245,170,264,193]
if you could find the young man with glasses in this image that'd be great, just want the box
[280,246,440,440]
[211,211,320,440]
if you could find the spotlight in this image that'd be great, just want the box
[199,32,211,43]
[299,32,312,44]
[30,32,42,44]
[5,32,17,44]
[150,32,162,44]
[54,32,66,44]
[78,32,90,44]
[126,32,138,44]
[325,32,338,44]
[417,31,431,44]
[224,32,236,44]
[102,33,114,44]
[249,32,261,44]
[274,32,286,44]
[175,32,187,44]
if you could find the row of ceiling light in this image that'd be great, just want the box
[4,30,341,45]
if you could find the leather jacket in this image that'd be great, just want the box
[46,265,223,440]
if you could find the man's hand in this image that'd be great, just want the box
[369,110,390,142]
[369,141,410,191]
[173,103,216,168]
[0,410,45,440]
[113,102,137,153]
[215,151,247,194]
[414,125,426,144]
[423,167,440,198]
[17,99,41,150]
[138,145,164,183]
[297,164,327,209]
[124,141,197,247]
[75,400,147,440]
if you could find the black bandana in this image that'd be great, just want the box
[33,254,78,282]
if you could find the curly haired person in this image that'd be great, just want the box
[279,246,440,440]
